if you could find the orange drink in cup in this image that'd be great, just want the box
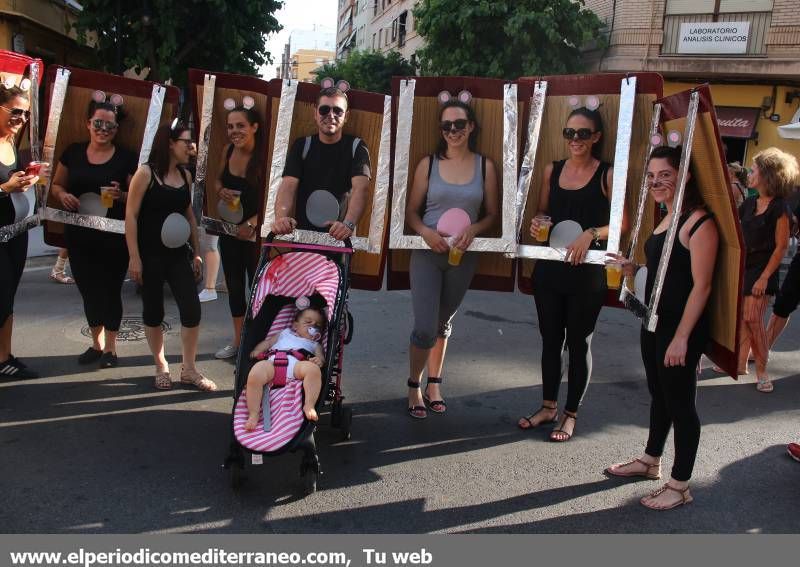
[534,215,552,242]
[228,191,241,212]
[100,186,115,208]
[605,263,622,289]
[448,242,464,266]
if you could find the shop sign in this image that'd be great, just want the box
[678,22,750,55]
[716,106,759,139]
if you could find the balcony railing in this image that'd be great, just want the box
[661,11,771,56]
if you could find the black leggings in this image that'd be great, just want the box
[0,232,27,327]
[641,325,704,482]
[533,283,605,414]
[68,238,128,331]
[219,235,257,318]
[773,251,800,318]
[141,251,201,328]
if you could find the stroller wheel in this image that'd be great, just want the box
[330,398,342,427]
[339,406,353,441]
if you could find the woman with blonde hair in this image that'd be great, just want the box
[736,147,797,392]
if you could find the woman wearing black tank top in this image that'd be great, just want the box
[126,123,216,392]
[0,84,39,378]
[605,146,718,510]
[518,107,624,442]
[213,106,264,361]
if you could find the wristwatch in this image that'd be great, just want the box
[588,227,600,246]
[343,220,356,231]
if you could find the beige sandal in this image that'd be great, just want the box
[180,367,218,392]
[605,458,661,480]
[641,483,693,510]
[154,371,172,390]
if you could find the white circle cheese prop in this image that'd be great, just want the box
[306,190,341,228]
[549,220,584,249]
[10,190,34,222]
[160,212,191,248]
[78,192,108,216]
[634,266,648,303]
[217,198,244,224]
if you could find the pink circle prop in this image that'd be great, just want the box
[651,134,663,146]
[437,208,471,237]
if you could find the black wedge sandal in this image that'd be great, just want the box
[423,376,446,414]
[407,379,427,419]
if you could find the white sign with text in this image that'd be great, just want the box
[678,21,750,54]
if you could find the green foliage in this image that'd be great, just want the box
[413,0,606,78]
[312,50,416,95]
[72,0,283,85]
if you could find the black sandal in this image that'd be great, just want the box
[550,412,577,442]
[407,379,427,419]
[518,404,558,430]
[423,376,446,414]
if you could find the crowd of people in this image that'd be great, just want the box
[2,78,800,511]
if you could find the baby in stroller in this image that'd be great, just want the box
[244,306,326,430]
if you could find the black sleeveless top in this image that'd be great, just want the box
[738,196,788,295]
[0,145,19,228]
[137,167,191,256]
[644,210,713,332]
[220,145,258,224]
[547,159,611,251]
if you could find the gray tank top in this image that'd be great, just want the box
[422,154,484,230]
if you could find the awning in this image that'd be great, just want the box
[778,107,800,140]
[716,106,760,139]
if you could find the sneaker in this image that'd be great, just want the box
[788,443,800,463]
[198,289,218,302]
[99,352,119,369]
[78,347,103,365]
[215,344,238,360]
[0,357,39,379]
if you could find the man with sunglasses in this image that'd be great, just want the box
[272,86,370,240]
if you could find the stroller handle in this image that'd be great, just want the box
[264,232,353,250]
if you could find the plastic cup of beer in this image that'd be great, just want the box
[447,237,464,266]
[25,161,50,185]
[228,191,241,211]
[605,263,623,289]
[534,215,552,242]
[100,186,115,208]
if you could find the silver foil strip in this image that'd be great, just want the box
[39,68,70,214]
[394,235,515,253]
[500,82,519,247]
[138,84,165,165]
[388,79,415,249]
[274,230,369,251]
[644,91,700,332]
[606,76,637,256]
[28,62,41,162]
[517,245,608,263]
[0,215,38,243]
[619,102,662,304]
[262,79,298,235]
[366,94,392,254]
[513,81,547,241]
[41,207,125,234]
[201,216,241,238]
[193,74,216,222]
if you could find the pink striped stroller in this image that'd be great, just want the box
[224,235,354,494]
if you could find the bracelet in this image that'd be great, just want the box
[588,227,600,246]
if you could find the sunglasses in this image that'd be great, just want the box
[562,127,595,140]
[318,105,345,118]
[91,119,118,132]
[440,119,469,132]
[1,106,30,121]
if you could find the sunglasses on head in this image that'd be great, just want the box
[318,105,345,117]
[1,106,30,121]
[562,127,595,140]
[440,119,468,132]
[92,118,118,132]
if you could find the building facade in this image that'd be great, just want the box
[585,0,800,162]
[0,0,90,67]
[289,48,336,81]
[336,0,422,63]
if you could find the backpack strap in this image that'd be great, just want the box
[301,136,312,160]
[427,154,434,180]
[352,137,361,158]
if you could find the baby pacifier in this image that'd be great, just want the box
[307,326,320,339]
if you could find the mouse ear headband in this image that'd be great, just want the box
[320,77,351,94]
[567,95,601,111]
[92,90,124,108]
[223,96,256,111]
[437,89,473,106]
[1,75,32,92]
[650,130,682,148]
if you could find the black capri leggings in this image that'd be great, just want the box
[641,323,705,482]
[68,237,129,331]
[219,235,257,318]
[773,251,800,318]
[141,251,201,328]
[0,232,28,327]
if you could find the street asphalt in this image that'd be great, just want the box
[1,254,799,534]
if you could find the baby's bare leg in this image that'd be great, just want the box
[244,361,275,430]
[294,361,322,421]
